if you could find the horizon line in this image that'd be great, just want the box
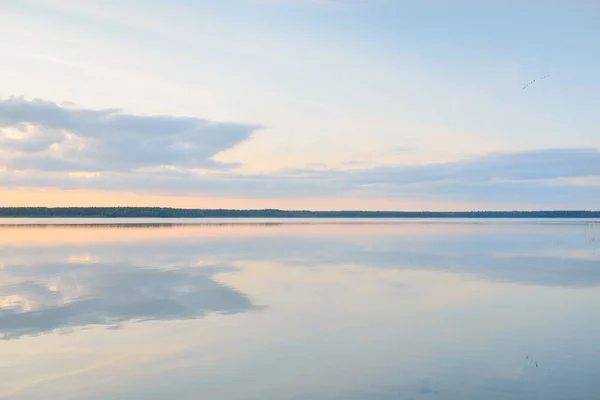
[0,207,599,213]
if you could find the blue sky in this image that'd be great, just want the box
[0,0,598,209]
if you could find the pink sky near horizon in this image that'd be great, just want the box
[0,188,523,211]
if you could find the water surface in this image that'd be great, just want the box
[0,219,599,399]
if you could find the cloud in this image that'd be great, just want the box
[337,148,600,186]
[0,97,599,207]
[16,149,600,204]
[0,97,261,172]
[4,147,599,207]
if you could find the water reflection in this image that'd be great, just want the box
[0,220,598,400]
[0,221,598,339]
[0,260,259,340]
[6,224,596,287]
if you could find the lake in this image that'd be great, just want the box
[0,219,599,399]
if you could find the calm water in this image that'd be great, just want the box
[0,219,599,400]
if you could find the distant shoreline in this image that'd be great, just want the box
[0,207,599,218]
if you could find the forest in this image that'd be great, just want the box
[0,207,599,218]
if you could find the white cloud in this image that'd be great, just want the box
[0,97,262,172]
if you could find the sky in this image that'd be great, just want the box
[0,0,599,210]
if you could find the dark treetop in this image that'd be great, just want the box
[0,207,599,218]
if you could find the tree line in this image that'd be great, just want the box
[0,207,598,218]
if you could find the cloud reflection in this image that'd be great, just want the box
[72,226,596,289]
[0,261,259,340]
[0,220,598,341]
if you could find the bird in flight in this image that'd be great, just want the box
[522,75,551,90]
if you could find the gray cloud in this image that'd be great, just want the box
[2,147,599,207]
[332,148,600,186]
[0,97,261,172]
[0,97,599,207]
